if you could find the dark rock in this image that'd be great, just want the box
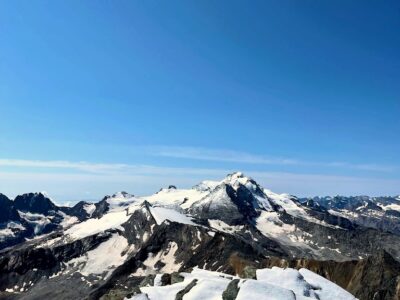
[222,279,240,300]
[171,272,185,284]
[160,273,171,286]
[91,197,111,218]
[14,193,58,214]
[0,194,20,223]
[242,266,257,279]
[139,275,155,287]
[175,279,197,300]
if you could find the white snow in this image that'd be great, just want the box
[83,203,96,216]
[64,209,131,240]
[18,211,52,234]
[141,188,208,210]
[140,268,234,300]
[105,192,137,209]
[256,267,318,298]
[154,274,163,286]
[133,241,182,276]
[139,280,187,300]
[149,207,196,226]
[66,233,130,279]
[237,279,296,300]
[208,219,244,234]
[0,222,26,240]
[190,184,235,212]
[378,203,400,212]
[256,211,296,238]
[131,267,356,300]
[299,268,356,300]
[193,180,220,192]
[58,211,79,228]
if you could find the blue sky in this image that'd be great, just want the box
[1,1,399,202]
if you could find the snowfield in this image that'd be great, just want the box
[149,206,197,226]
[129,267,356,300]
[66,233,130,279]
[64,208,132,240]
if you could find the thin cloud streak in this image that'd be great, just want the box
[144,146,396,172]
[0,159,129,173]
[0,159,227,176]
[0,147,396,174]
[150,146,299,165]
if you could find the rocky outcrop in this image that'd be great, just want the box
[0,231,114,295]
[13,193,58,215]
[222,279,240,300]
[0,194,20,223]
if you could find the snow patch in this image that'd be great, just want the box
[66,234,130,279]
[134,241,182,276]
[64,209,131,240]
[149,207,196,226]
[208,219,244,234]
[132,267,355,300]
[83,203,96,216]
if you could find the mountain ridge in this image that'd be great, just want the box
[1,172,400,299]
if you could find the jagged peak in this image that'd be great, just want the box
[224,171,248,181]
[157,185,178,193]
[16,191,55,203]
[222,172,258,189]
[101,191,134,201]
[111,191,134,199]
[0,193,11,202]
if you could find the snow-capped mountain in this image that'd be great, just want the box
[301,195,400,236]
[1,172,399,299]
[0,192,82,249]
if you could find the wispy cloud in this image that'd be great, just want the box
[0,159,129,173]
[147,146,298,165]
[0,145,396,175]
[143,146,396,172]
[0,158,226,176]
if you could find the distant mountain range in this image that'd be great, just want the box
[0,172,399,299]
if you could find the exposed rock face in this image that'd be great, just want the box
[345,251,400,300]
[0,194,20,223]
[90,197,111,219]
[13,193,58,215]
[188,184,247,225]
[0,193,67,250]
[222,278,240,300]
[256,250,400,300]
[175,279,197,300]
[0,231,114,298]
[0,173,400,299]
[121,201,157,248]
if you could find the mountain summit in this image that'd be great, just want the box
[0,172,400,299]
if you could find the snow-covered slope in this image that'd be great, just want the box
[129,267,356,300]
[25,172,400,262]
[1,172,400,300]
